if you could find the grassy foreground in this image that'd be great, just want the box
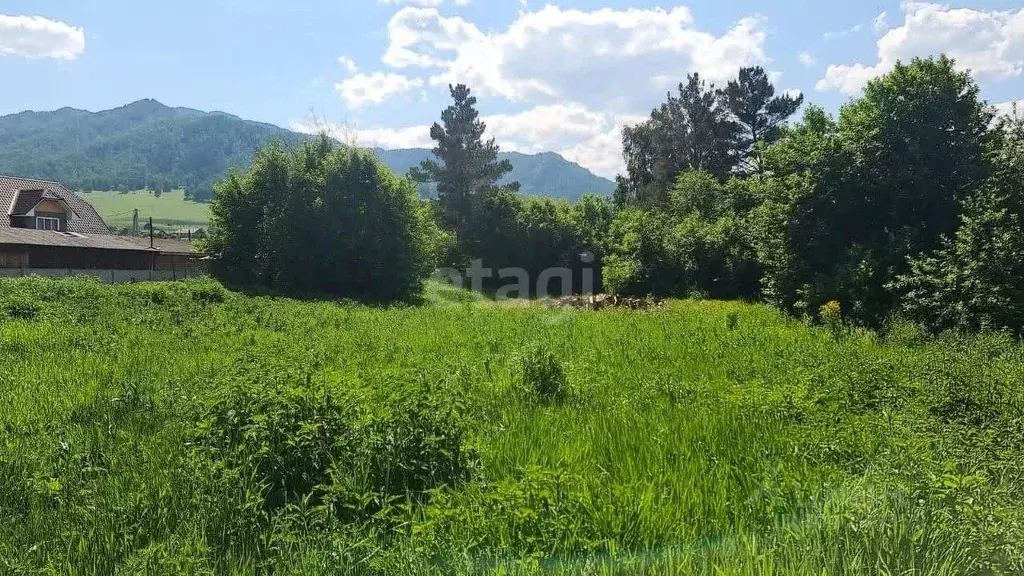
[81,189,210,231]
[1,277,1023,574]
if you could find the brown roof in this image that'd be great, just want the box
[11,189,45,215]
[0,227,155,251]
[1,176,109,234]
[122,236,196,255]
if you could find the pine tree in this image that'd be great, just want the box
[411,84,518,234]
[721,66,803,174]
[618,73,741,206]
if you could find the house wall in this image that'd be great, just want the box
[0,268,203,283]
[0,248,29,268]
[0,243,206,285]
[34,211,67,231]
[0,245,153,269]
[35,199,64,213]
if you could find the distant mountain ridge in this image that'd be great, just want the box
[0,100,615,201]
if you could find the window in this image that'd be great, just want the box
[36,217,60,231]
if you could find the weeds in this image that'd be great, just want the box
[518,343,568,404]
[0,277,1022,574]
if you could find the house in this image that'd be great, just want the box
[1,175,201,281]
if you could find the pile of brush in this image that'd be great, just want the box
[546,294,666,311]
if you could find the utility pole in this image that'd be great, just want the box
[149,216,154,249]
[132,209,139,236]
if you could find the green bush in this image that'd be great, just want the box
[205,136,438,301]
[518,343,568,403]
[4,295,40,320]
[193,380,358,511]
[192,371,474,519]
[602,208,677,296]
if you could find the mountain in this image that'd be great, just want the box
[0,100,615,201]
[372,148,614,199]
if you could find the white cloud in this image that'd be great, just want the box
[557,128,624,180]
[484,104,608,153]
[350,4,771,177]
[823,23,862,41]
[817,2,1024,96]
[384,5,768,111]
[292,103,644,178]
[817,63,886,95]
[873,12,889,33]
[558,114,647,178]
[335,72,424,108]
[798,51,815,66]
[383,7,483,69]
[292,120,434,149]
[337,56,359,74]
[0,14,85,60]
[994,99,1023,118]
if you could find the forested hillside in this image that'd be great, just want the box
[374,148,614,199]
[0,100,614,201]
[0,100,305,198]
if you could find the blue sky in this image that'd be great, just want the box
[2,0,1023,177]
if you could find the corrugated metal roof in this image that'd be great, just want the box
[0,176,109,234]
[0,227,155,251]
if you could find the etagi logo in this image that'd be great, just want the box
[432,252,596,300]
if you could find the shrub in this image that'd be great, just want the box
[205,136,437,302]
[4,295,40,320]
[602,208,677,296]
[726,311,740,331]
[819,300,845,340]
[193,380,358,511]
[518,343,568,403]
[192,372,474,519]
[187,280,227,304]
[357,382,475,499]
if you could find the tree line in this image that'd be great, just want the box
[206,54,1024,335]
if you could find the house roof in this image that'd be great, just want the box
[0,227,155,251]
[1,176,109,234]
[11,189,46,216]
[122,236,196,255]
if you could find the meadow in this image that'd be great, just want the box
[0,277,1023,574]
[80,189,211,231]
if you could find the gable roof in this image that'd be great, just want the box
[1,176,109,234]
[10,189,46,216]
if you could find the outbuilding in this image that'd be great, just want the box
[1,175,201,281]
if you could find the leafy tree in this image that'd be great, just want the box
[762,105,837,177]
[721,66,804,174]
[205,136,437,301]
[603,208,678,296]
[839,55,992,258]
[893,109,1024,334]
[411,84,519,236]
[619,73,741,206]
[758,56,993,325]
[613,171,761,299]
[894,186,1024,334]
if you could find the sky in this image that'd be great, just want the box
[1,0,1023,178]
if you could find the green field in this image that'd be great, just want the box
[1,277,1023,574]
[81,189,211,231]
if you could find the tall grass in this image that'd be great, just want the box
[0,277,1022,574]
